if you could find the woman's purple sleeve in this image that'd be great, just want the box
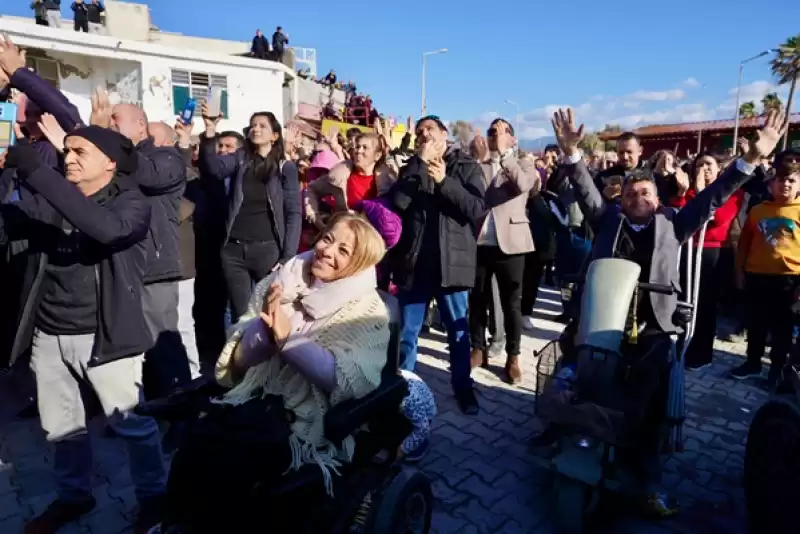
[280,338,337,392]
[235,320,275,371]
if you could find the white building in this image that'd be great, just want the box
[0,1,297,133]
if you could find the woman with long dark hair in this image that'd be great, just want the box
[199,106,302,322]
[672,153,745,369]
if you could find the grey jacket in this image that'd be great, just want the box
[564,158,755,332]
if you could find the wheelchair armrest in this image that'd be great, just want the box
[324,374,409,444]
[134,375,228,422]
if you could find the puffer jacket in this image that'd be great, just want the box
[134,138,187,283]
[389,146,486,290]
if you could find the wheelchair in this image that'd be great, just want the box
[136,295,433,534]
[530,226,706,533]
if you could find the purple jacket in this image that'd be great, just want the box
[10,69,83,170]
[355,197,402,249]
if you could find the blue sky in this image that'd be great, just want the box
[6,0,800,139]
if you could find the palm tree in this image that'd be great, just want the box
[739,101,757,118]
[771,34,800,150]
[761,92,783,114]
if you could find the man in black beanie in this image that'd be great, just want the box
[0,125,168,534]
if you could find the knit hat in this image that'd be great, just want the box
[67,125,138,175]
[309,149,340,171]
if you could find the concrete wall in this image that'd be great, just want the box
[296,78,345,119]
[0,17,292,132]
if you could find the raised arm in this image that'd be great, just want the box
[279,161,302,262]
[673,109,788,243]
[5,52,82,132]
[134,146,186,196]
[198,135,239,180]
[550,109,607,225]
[23,163,151,249]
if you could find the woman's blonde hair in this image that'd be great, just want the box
[319,212,386,279]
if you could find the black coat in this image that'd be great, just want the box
[134,138,186,284]
[198,137,301,263]
[389,147,486,291]
[0,167,152,368]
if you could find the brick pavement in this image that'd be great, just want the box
[0,287,769,533]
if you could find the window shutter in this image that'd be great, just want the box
[173,85,190,115]
[221,89,229,119]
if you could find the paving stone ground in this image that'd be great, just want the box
[0,286,770,533]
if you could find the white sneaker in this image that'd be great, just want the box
[523,316,536,331]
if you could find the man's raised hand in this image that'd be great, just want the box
[746,108,789,164]
[551,108,584,157]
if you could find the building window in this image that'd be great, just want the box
[26,56,59,88]
[170,69,228,118]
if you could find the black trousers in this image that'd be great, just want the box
[745,273,800,368]
[194,234,229,364]
[521,250,544,316]
[222,240,281,322]
[620,328,673,486]
[74,18,88,32]
[469,246,525,356]
[684,247,721,367]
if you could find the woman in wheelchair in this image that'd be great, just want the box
[165,212,392,531]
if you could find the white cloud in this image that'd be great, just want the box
[717,80,791,112]
[471,78,796,141]
[629,89,686,102]
[683,77,701,88]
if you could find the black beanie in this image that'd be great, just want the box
[67,125,138,175]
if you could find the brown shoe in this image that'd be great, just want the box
[470,348,488,369]
[504,354,522,385]
[24,497,96,534]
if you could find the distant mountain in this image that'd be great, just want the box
[519,136,557,152]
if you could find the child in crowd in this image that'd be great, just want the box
[397,369,437,462]
[732,152,800,385]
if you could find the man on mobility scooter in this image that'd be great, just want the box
[536,108,788,519]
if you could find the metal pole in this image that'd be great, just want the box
[732,49,774,154]
[731,63,744,154]
[420,49,447,118]
[421,53,427,117]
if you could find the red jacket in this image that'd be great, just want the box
[670,189,744,247]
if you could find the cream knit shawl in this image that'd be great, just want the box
[214,254,389,495]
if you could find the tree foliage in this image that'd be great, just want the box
[770,34,799,149]
[761,92,783,113]
[739,101,757,118]
[578,132,602,153]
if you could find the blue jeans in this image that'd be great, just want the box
[398,285,472,392]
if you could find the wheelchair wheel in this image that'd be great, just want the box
[744,394,800,534]
[366,467,432,534]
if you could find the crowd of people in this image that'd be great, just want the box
[1,24,799,532]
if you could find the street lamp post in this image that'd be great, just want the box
[732,49,775,153]
[421,48,448,116]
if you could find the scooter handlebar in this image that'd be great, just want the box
[637,282,674,295]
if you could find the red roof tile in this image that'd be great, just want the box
[598,113,800,140]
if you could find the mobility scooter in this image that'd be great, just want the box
[531,229,706,533]
[136,295,433,534]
